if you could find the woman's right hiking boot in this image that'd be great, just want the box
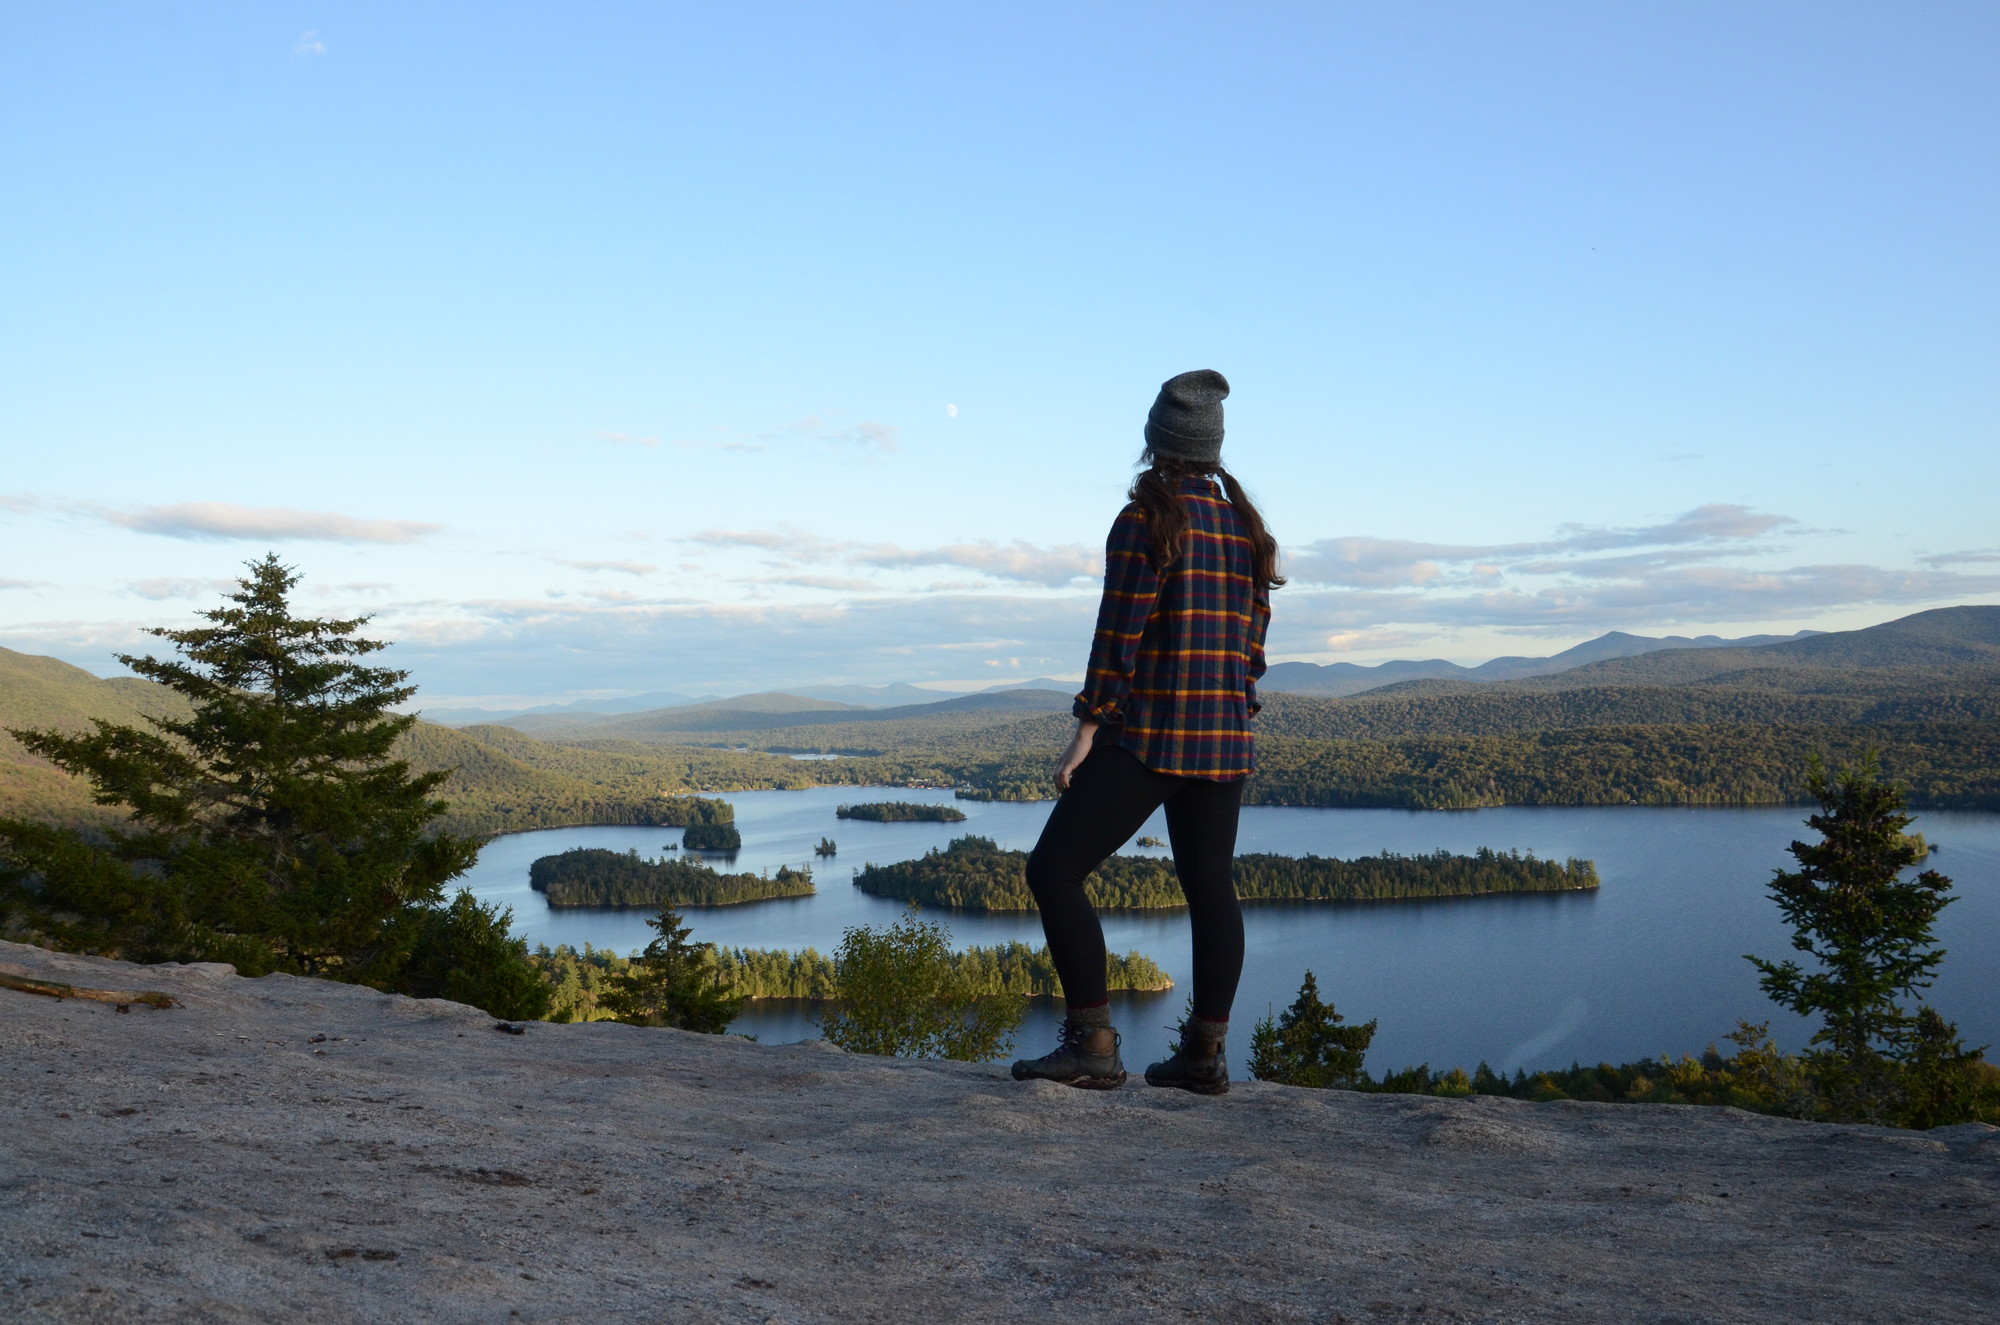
[1144,1022,1230,1095]
[1010,1020,1128,1090]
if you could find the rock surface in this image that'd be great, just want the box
[2,939,1996,1323]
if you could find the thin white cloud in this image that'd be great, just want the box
[552,558,658,576]
[1921,549,2000,567]
[71,500,442,544]
[752,574,884,592]
[852,539,1096,587]
[127,577,237,601]
[595,431,660,448]
[1,578,48,590]
[1289,504,1796,588]
[1280,564,2000,634]
[690,526,1094,588]
[773,414,901,452]
[293,30,327,55]
[1555,504,1795,551]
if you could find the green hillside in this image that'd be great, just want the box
[0,649,877,835]
[0,647,193,825]
[8,605,2000,826]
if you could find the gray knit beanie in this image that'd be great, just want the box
[1144,369,1229,464]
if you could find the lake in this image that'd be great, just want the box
[460,787,2000,1075]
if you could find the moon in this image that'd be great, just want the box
[945,403,958,418]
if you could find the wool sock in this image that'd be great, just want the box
[1185,1014,1229,1047]
[1066,1002,1113,1030]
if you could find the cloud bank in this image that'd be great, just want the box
[691,527,1097,588]
[88,502,442,544]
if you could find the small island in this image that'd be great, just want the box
[680,821,744,851]
[1135,835,1165,847]
[836,801,968,823]
[530,847,811,907]
[853,836,1599,912]
[815,837,838,856]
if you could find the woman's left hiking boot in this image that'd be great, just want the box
[1144,1020,1229,1096]
[1010,1020,1127,1090]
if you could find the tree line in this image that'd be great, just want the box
[528,847,813,907]
[852,835,1597,911]
[933,723,2000,810]
[530,934,1171,1020]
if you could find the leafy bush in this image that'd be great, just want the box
[816,911,1025,1061]
[397,890,552,1021]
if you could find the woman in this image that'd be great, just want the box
[1010,369,1282,1095]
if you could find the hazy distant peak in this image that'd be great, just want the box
[1262,627,1823,697]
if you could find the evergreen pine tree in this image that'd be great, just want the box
[0,557,540,1014]
[1748,755,1986,1124]
[1248,970,1378,1088]
[599,905,745,1033]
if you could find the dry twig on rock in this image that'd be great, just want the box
[0,972,180,1010]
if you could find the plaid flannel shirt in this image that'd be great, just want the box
[1073,475,1271,780]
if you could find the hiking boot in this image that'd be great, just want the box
[1011,1020,1127,1090]
[1145,1026,1229,1096]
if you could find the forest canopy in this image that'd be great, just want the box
[530,938,1171,1020]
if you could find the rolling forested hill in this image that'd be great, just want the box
[6,607,1999,828]
[0,647,193,827]
[585,608,2000,808]
[0,649,895,834]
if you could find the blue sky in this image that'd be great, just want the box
[2,2,1996,708]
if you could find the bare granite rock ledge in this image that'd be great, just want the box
[2,939,1995,1324]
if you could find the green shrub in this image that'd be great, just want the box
[816,911,1025,1061]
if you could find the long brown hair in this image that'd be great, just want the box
[1130,450,1286,589]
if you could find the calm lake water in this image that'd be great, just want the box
[460,787,2000,1075]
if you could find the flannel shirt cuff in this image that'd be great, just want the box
[1073,692,1124,725]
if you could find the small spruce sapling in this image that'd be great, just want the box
[1248,970,1378,1089]
[1748,755,1989,1125]
[600,905,745,1033]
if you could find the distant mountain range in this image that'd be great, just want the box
[418,610,2000,728]
[1258,629,1822,698]
[6,606,1997,826]
[426,629,1833,725]
[425,677,1075,727]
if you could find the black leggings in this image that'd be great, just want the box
[1024,744,1246,1021]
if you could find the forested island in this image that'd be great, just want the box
[680,821,743,850]
[529,847,812,907]
[530,940,1171,1019]
[836,801,968,823]
[853,836,1597,911]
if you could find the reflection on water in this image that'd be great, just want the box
[460,786,2000,1075]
